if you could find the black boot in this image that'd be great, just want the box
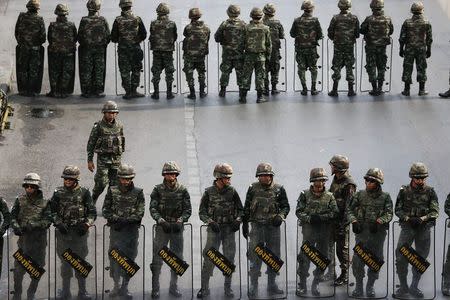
[187,86,196,100]
[123,87,133,99]
[199,83,207,98]
[151,83,159,99]
[296,277,307,296]
[197,273,210,298]
[301,82,308,96]
[311,82,319,95]
[348,82,356,97]
[219,86,226,97]
[151,271,160,299]
[224,277,234,298]
[169,272,182,298]
[334,270,348,286]
[401,82,410,96]
[248,276,258,297]
[239,89,247,103]
[131,87,145,98]
[409,275,424,298]
[167,82,174,99]
[418,82,428,96]
[328,81,338,96]
[271,83,280,95]
[366,276,376,297]
[311,277,321,296]
[56,278,71,300]
[395,275,409,297]
[78,277,92,300]
[263,83,270,96]
[110,280,120,297]
[369,81,379,96]
[267,274,283,295]
[119,278,132,300]
[439,88,450,98]
[256,90,267,103]
[352,278,364,297]
[377,79,384,94]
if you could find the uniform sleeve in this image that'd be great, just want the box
[243,185,254,222]
[49,191,61,224]
[295,191,309,223]
[10,198,20,229]
[354,16,360,39]
[104,18,111,45]
[278,22,285,40]
[39,17,46,45]
[83,189,97,224]
[398,21,407,45]
[234,190,244,220]
[0,198,11,233]
[426,23,432,47]
[278,186,290,218]
[388,18,394,36]
[316,19,323,40]
[378,193,393,224]
[86,123,99,162]
[343,183,356,203]
[199,190,211,223]
[346,192,359,223]
[111,19,119,43]
[72,23,78,46]
[323,194,338,221]
[327,17,335,40]
[360,17,369,35]
[102,187,114,220]
[214,22,224,43]
[265,28,272,57]
[181,188,192,222]
[149,186,162,221]
[173,22,178,42]
[445,193,450,217]
[130,189,145,223]
[14,14,22,42]
[138,17,147,42]
[289,19,297,38]
[426,187,439,220]
[77,19,85,43]
[394,187,407,221]
[40,199,53,229]
[47,24,53,45]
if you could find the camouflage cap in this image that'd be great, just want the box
[255,162,274,177]
[364,168,384,184]
[250,7,264,19]
[189,7,201,19]
[411,2,424,13]
[61,165,80,180]
[54,4,69,16]
[26,0,40,9]
[338,0,352,10]
[310,168,328,182]
[156,3,170,15]
[213,163,233,179]
[119,0,132,8]
[409,162,428,179]
[23,173,41,188]
[263,3,276,16]
[329,154,349,172]
[162,161,181,175]
[118,164,136,179]
[87,0,101,11]
[301,0,315,11]
[227,4,240,18]
[370,0,384,9]
[102,100,119,113]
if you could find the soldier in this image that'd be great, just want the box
[399,2,432,96]
[240,8,272,104]
[197,163,243,298]
[394,162,439,298]
[150,161,192,298]
[15,0,46,97]
[327,0,360,97]
[77,0,110,98]
[347,168,393,297]
[296,168,338,296]
[327,154,356,285]
[47,4,77,98]
[290,0,323,96]
[442,193,450,295]
[262,3,285,96]
[111,0,147,99]
[11,173,51,300]
[149,3,178,100]
[50,165,96,300]
[360,0,394,96]
[102,164,145,299]
[87,101,124,204]
[0,189,11,281]
[182,8,211,100]
[215,5,246,98]
[439,72,450,98]
[243,162,290,296]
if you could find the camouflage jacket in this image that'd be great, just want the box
[87,118,125,162]
[111,11,147,45]
[263,16,285,50]
[50,185,96,226]
[244,20,272,55]
[149,15,177,51]
[347,188,393,225]
[296,186,338,225]
[290,12,323,49]
[77,14,111,47]
[243,181,290,223]
[15,11,46,48]
[395,184,439,222]
[199,182,243,224]
[48,16,77,53]
[150,180,191,223]
[11,190,52,230]
[214,18,246,55]
[399,14,432,49]
[445,193,450,217]
[360,12,393,47]
[329,172,356,219]
[328,11,360,46]
[183,20,210,58]
[0,197,11,234]
[102,183,145,223]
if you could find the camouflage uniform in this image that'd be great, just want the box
[442,194,450,295]
[77,0,110,98]
[182,8,210,100]
[47,4,77,98]
[0,196,11,280]
[15,0,46,96]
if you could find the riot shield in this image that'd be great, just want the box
[359,39,393,93]
[151,223,193,300]
[7,228,50,300]
[216,43,240,93]
[326,39,358,93]
[102,223,145,299]
[274,38,287,92]
[179,41,209,95]
[296,220,335,298]
[246,221,287,300]
[199,224,241,299]
[16,45,44,95]
[392,221,435,300]
[442,218,450,296]
[293,40,324,93]
[0,231,6,295]
[54,225,97,299]
[148,41,180,95]
[114,43,147,96]
[348,223,389,299]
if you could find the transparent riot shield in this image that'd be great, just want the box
[348,223,389,299]
[296,220,335,298]
[293,40,324,93]
[326,39,358,93]
[216,43,240,93]
[114,42,147,96]
[442,218,450,296]
[179,41,209,95]
[148,41,180,95]
[392,221,435,300]
[102,223,145,299]
[246,221,287,300]
[1,232,7,296]
[359,39,393,93]
[199,224,241,299]
[54,225,97,299]
[151,223,193,300]
[267,39,287,93]
[7,228,50,300]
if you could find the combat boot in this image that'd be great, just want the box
[151,272,160,299]
[271,83,280,95]
[443,277,450,296]
[301,82,308,96]
[169,273,182,298]
[248,276,258,297]
[119,278,132,300]
[197,273,210,298]
[238,89,247,103]
[123,88,133,99]
[296,277,307,296]
[439,88,450,98]
[187,86,196,100]
[56,278,71,300]
[219,86,227,97]
[263,83,270,96]
[151,83,159,99]
[409,275,424,298]
[418,82,428,96]
[199,82,207,98]
[401,83,410,96]
[369,81,380,96]
[328,81,338,97]
[377,79,384,94]
[352,278,364,297]
[311,82,319,95]
[78,277,92,300]
[256,90,267,103]
[267,274,283,295]
[224,277,234,298]
[110,280,121,297]
[348,82,356,97]
[167,82,175,99]
[366,276,376,298]
[395,275,409,297]
[334,270,348,286]
[311,277,321,296]
[131,88,145,98]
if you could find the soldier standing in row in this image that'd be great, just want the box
[215,5,246,98]
[360,0,393,96]
[111,0,147,99]
[399,2,432,97]
[183,8,211,100]
[149,3,177,100]
[442,193,450,295]
[197,163,243,298]
[47,4,77,98]
[150,161,192,298]
[262,3,284,96]
[78,0,110,98]
[0,193,10,281]
[15,0,46,97]
[103,164,145,299]
[87,101,125,205]
[11,173,52,300]
[290,0,323,96]
[327,0,360,97]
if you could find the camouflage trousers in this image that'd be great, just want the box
[219,50,244,87]
[151,225,184,277]
[296,47,319,84]
[92,154,121,203]
[78,45,107,94]
[48,51,75,95]
[265,50,281,86]
[365,45,388,82]
[117,43,144,92]
[331,45,355,83]
[402,47,427,84]
[248,223,280,279]
[151,50,175,84]
[327,223,349,273]
[183,56,207,87]
[241,53,267,91]
[56,227,89,280]
[16,45,44,95]
[201,224,236,277]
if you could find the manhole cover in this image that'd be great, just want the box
[30,107,54,118]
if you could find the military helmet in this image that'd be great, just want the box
[255,162,274,177]
[213,163,233,179]
[409,162,428,179]
[370,0,384,9]
[411,2,424,13]
[301,0,315,11]
[23,173,41,188]
[119,0,132,8]
[310,168,328,182]
[329,154,349,172]
[338,0,352,10]
[162,161,181,175]
[26,0,40,10]
[364,168,384,184]
[250,7,264,19]
[227,4,240,18]
[54,4,69,16]
[263,3,276,16]
[156,3,170,15]
[102,100,119,113]
[61,165,80,180]
[87,0,101,11]
[188,7,201,19]
[118,164,136,179]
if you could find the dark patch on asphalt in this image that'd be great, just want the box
[28,107,64,119]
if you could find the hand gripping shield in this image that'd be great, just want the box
[326,39,358,93]
[114,42,147,96]
[293,40,324,93]
[148,41,180,94]
[179,41,209,95]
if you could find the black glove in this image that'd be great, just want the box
[352,222,362,234]
[272,215,283,227]
[230,220,241,232]
[426,47,431,58]
[77,223,89,236]
[56,223,68,235]
[409,217,422,228]
[310,214,321,225]
[209,222,220,233]
[369,222,379,234]
[171,222,183,233]
[242,221,249,239]
[161,221,172,234]
[13,227,23,236]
